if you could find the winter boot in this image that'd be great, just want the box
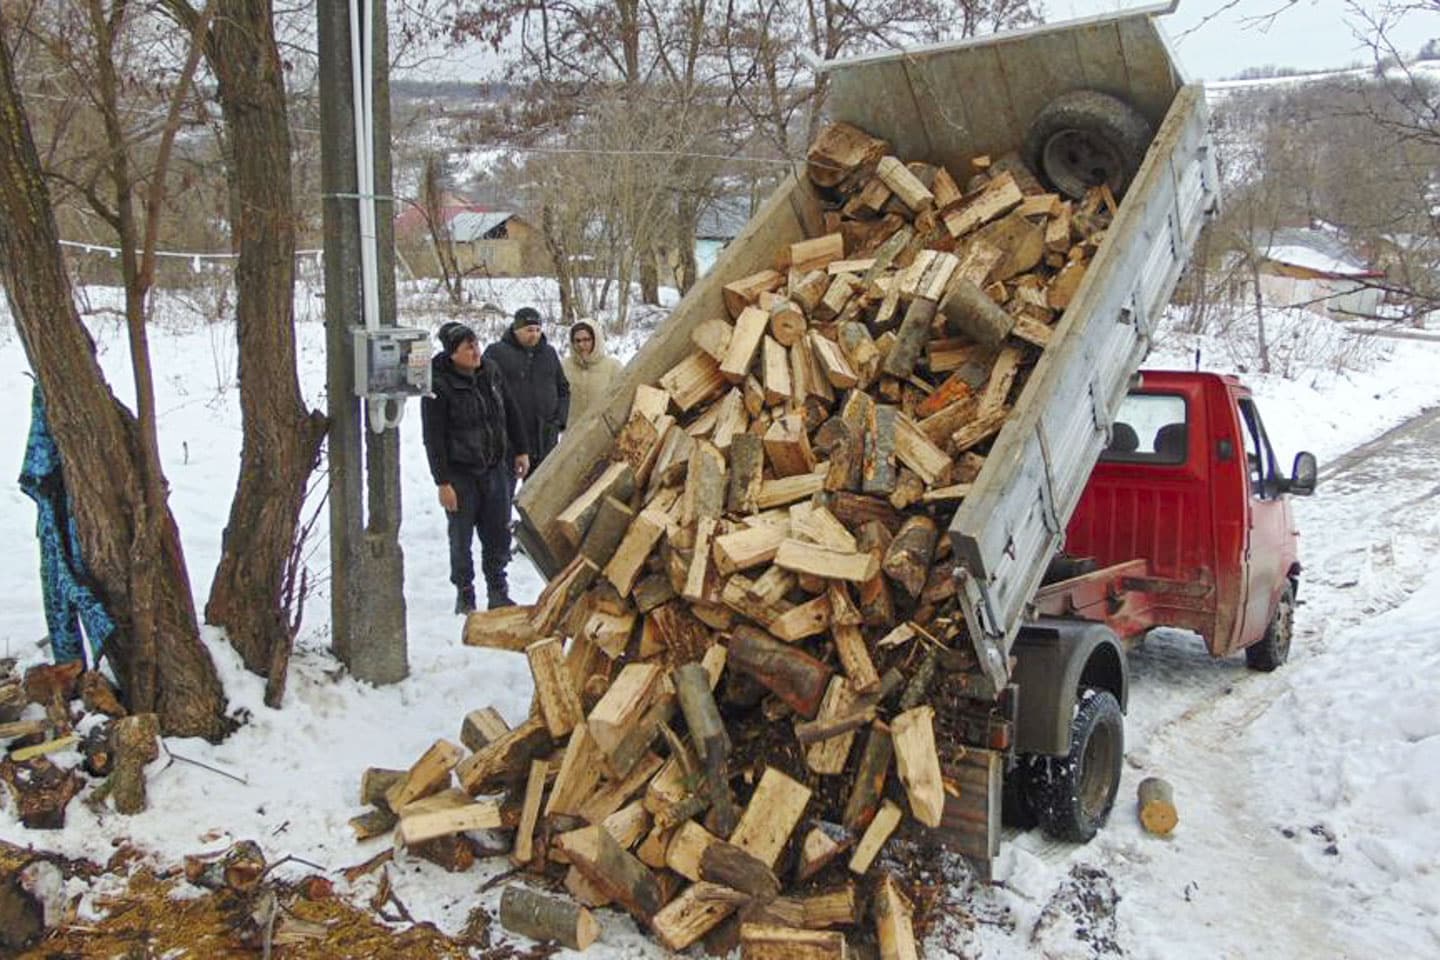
[454,585,477,615]
[485,573,514,610]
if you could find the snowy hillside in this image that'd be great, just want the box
[1,277,1438,957]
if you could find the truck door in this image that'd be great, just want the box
[1235,396,1290,650]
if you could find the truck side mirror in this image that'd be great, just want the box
[1289,452,1318,496]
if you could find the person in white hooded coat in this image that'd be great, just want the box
[561,319,623,427]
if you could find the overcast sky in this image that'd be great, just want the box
[1072,0,1435,80]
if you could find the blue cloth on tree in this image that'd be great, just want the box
[19,384,115,664]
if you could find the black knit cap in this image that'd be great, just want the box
[438,321,477,355]
[512,306,542,331]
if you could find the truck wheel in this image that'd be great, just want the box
[1002,757,1042,830]
[1037,689,1124,843]
[1245,584,1295,672]
[1024,90,1152,200]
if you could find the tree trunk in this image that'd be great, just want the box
[199,0,329,706]
[0,27,228,741]
[675,193,701,294]
[639,245,661,306]
[541,201,577,323]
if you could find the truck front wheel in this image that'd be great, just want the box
[1245,584,1295,672]
[1036,689,1124,842]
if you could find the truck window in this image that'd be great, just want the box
[1100,393,1188,464]
[1237,398,1281,498]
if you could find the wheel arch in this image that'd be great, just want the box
[1011,618,1129,756]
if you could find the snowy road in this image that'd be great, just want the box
[961,404,1440,959]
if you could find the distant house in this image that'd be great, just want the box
[394,199,551,278]
[1256,228,1385,318]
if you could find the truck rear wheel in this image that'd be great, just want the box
[1036,688,1124,842]
[1245,584,1295,672]
[1024,90,1152,200]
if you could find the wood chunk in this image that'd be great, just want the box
[980,345,1022,415]
[805,677,861,775]
[876,156,934,211]
[729,626,832,718]
[1138,776,1178,835]
[683,439,729,527]
[500,885,600,951]
[810,332,859,389]
[952,406,1010,453]
[730,767,813,868]
[711,389,749,451]
[693,317,735,362]
[397,794,503,846]
[652,882,748,952]
[714,525,787,576]
[880,297,936,379]
[790,502,856,552]
[675,662,738,833]
[1012,316,1053,347]
[848,799,902,875]
[844,722,895,833]
[921,483,973,503]
[545,724,604,818]
[940,276,1014,349]
[728,432,765,515]
[602,509,666,596]
[757,469,826,510]
[531,555,599,637]
[666,819,721,882]
[802,885,860,929]
[918,394,980,448]
[648,426,695,498]
[882,516,937,600]
[764,413,816,478]
[943,170,1023,238]
[893,415,951,487]
[760,336,792,406]
[769,594,833,643]
[458,716,553,795]
[891,706,944,827]
[349,807,397,841]
[686,517,719,601]
[1045,202,1073,253]
[579,496,636,568]
[741,924,848,960]
[853,523,895,628]
[873,874,918,960]
[702,842,781,900]
[612,411,664,485]
[511,759,549,864]
[833,624,881,694]
[459,708,510,753]
[461,605,541,654]
[975,211,1045,281]
[724,269,785,319]
[555,824,664,920]
[807,122,889,189]
[360,767,406,809]
[861,403,898,496]
[721,306,771,383]
[775,539,878,583]
[385,739,464,813]
[528,639,584,739]
[581,753,666,826]
[898,250,959,303]
[790,233,845,274]
[556,461,635,549]
[589,663,664,768]
[661,350,728,411]
[796,824,853,883]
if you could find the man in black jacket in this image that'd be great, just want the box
[482,307,570,471]
[421,322,530,613]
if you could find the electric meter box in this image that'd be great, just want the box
[353,327,432,398]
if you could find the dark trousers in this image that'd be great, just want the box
[447,465,512,596]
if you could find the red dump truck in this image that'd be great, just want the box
[515,4,1316,875]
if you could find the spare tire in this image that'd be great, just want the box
[1024,90,1152,200]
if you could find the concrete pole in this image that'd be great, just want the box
[318,0,409,683]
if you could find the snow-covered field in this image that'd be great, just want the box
[1,279,1438,958]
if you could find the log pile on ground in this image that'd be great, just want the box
[354,121,1117,955]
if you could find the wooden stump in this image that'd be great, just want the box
[1137,776,1178,835]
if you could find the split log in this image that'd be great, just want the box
[832,624,881,694]
[683,440,728,527]
[722,306,771,383]
[667,819,721,882]
[714,525,787,576]
[796,822,852,883]
[807,122,889,190]
[461,605,541,653]
[729,766,813,869]
[589,663,664,773]
[604,508,666,596]
[876,156,934,211]
[1137,776,1178,836]
[728,433,765,515]
[791,268,832,316]
[500,885,600,951]
[349,808,396,841]
[862,403,898,496]
[652,882,749,952]
[111,713,160,815]
[729,626,832,718]
[775,539,879,583]
[848,799,902,875]
[805,677,861,775]
[891,706,944,827]
[942,170,1023,238]
[555,824,664,920]
[579,496,636,567]
[1,756,81,828]
[555,461,635,549]
[814,275,862,324]
[741,924,848,960]
[761,336,792,406]
[843,721,894,832]
[764,414,816,478]
[579,755,665,826]
[397,791,503,846]
[940,276,1013,348]
[459,707,509,752]
[893,415,951,487]
[790,233,845,274]
[531,555,599,636]
[675,663,738,834]
[769,300,807,348]
[882,516,938,599]
[701,841,781,899]
[458,716,552,795]
[873,874,918,960]
[769,594,833,643]
[724,269,786,320]
[661,350,728,411]
[881,297,937,378]
[528,639,584,739]
[853,522,896,628]
[685,517,718,601]
[757,469,827,510]
[810,332,859,389]
[952,406,1010,453]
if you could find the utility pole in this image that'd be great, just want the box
[318,0,409,682]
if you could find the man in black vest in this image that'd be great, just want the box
[421,322,530,613]
[482,306,570,472]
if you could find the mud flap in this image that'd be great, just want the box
[937,745,1003,881]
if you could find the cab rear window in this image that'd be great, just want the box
[1101,393,1188,464]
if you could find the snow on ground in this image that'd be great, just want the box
[1,282,1439,957]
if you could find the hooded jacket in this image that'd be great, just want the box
[421,353,528,485]
[561,321,624,428]
[483,328,570,463]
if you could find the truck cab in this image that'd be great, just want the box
[1065,370,1317,665]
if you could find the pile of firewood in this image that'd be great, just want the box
[352,121,1116,956]
[0,659,153,830]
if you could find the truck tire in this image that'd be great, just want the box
[1036,688,1124,843]
[1024,90,1152,200]
[1245,583,1295,672]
